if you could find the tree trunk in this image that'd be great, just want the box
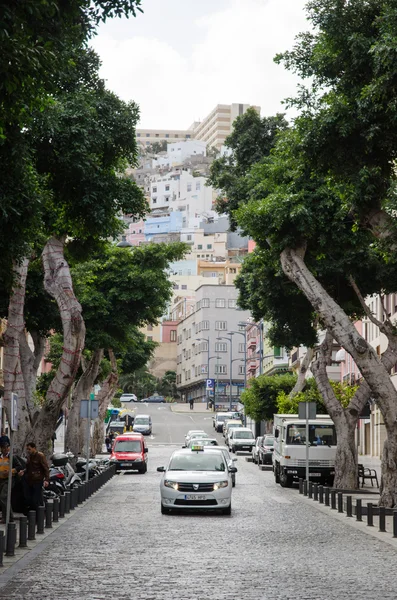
[3,258,30,453]
[289,347,314,397]
[91,350,119,456]
[32,237,85,458]
[65,349,103,457]
[280,247,396,502]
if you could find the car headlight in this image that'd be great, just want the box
[213,481,228,490]
[164,480,179,490]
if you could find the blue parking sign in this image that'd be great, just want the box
[206,378,215,390]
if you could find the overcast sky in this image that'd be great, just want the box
[91,0,309,129]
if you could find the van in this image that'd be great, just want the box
[133,414,152,435]
[110,433,148,474]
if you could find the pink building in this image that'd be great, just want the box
[161,320,179,343]
[126,219,145,246]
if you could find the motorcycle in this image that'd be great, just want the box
[75,457,101,480]
[47,465,67,496]
[51,452,82,492]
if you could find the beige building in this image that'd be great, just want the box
[137,103,261,151]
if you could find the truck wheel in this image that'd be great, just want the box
[274,463,280,484]
[279,470,292,488]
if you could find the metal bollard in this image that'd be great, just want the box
[28,511,36,540]
[313,484,318,501]
[19,516,28,548]
[59,494,65,518]
[71,488,77,510]
[0,531,3,567]
[83,481,88,501]
[37,505,45,534]
[303,480,308,496]
[319,485,324,504]
[324,487,330,507]
[78,484,83,504]
[346,495,352,517]
[53,497,59,523]
[393,510,397,538]
[298,478,303,494]
[356,498,362,521]
[331,490,336,510]
[338,492,343,513]
[367,503,374,527]
[379,506,386,532]
[45,501,53,528]
[5,523,16,557]
[65,491,71,514]
[308,482,313,499]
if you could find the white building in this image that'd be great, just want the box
[152,141,207,169]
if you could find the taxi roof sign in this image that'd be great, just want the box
[191,444,204,452]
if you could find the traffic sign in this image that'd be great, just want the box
[206,379,215,390]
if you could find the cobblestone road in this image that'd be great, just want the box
[1,409,396,600]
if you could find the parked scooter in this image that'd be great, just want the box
[75,457,101,480]
[51,452,82,492]
[47,465,67,496]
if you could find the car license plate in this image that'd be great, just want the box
[123,463,133,467]
[184,494,206,501]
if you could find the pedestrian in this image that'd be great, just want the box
[189,398,194,411]
[105,435,111,453]
[20,442,49,514]
[0,431,10,446]
[0,441,23,523]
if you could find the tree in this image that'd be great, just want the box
[241,373,297,423]
[157,371,179,400]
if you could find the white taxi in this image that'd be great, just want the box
[157,445,236,515]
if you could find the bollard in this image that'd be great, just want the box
[45,501,53,528]
[324,487,330,507]
[28,511,36,540]
[53,497,59,523]
[0,531,3,567]
[393,510,397,538]
[303,480,308,496]
[338,492,343,513]
[319,485,324,504]
[83,481,88,501]
[5,523,16,557]
[356,499,362,522]
[59,494,66,518]
[379,506,386,532]
[298,478,303,494]
[78,484,84,505]
[37,505,45,534]
[313,484,318,501]
[19,516,28,548]
[71,488,78,510]
[346,495,352,518]
[65,491,71,514]
[367,503,374,527]
[308,482,313,499]
[330,490,336,510]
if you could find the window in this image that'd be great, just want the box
[207,244,212,249]
[201,365,208,373]
[187,183,192,192]
[170,330,177,342]
[202,298,210,308]
[274,347,282,357]
[165,185,170,191]
[173,283,179,290]
[137,133,141,137]
[215,321,227,331]
[175,134,179,138]
[187,235,192,241]
[239,343,245,353]
[211,272,218,277]
[215,365,227,374]
[202,320,210,330]
[215,298,225,308]
[165,197,170,202]
[146,142,150,146]
[228,299,237,308]
[147,325,153,331]
[198,244,203,250]
[147,336,153,341]
[238,365,245,375]
[152,198,157,204]
[186,134,191,139]
[215,342,227,352]
[165,134,169,138]
[182,285,187,290]
[201,342,208,352]
[196,182,201,191]
[155,133,159,137]
[239,324,246,331]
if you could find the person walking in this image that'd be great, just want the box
[0,440,22,523]
[20,442,49,513]
[189,398,194,411]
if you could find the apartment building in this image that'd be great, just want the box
[176,285,250,406]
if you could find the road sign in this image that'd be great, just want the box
[80,399,99,419]
[206,379,215,390]
[10,393,18,431]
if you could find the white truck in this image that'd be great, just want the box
[272,414,336,487]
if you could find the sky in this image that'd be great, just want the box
[91,0,310,129]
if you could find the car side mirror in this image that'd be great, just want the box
[157,466,165,472]
[274,429,279,438]
[144,448,148,453]
[229,467,237,473]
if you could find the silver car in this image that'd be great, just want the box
[203,445,237,487]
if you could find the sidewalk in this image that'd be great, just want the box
[170,403,214,414]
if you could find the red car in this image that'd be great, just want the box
[110,433,148,474]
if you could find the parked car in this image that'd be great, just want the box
[110,432,148,474]
[251,437,263,464]
[228,427,256,453]
[223,420,243,443]
[141,395,166,403]
[213,412,235,432]
[258,435,275,465]
[120,393,138,403]
[133,414,152,435]
[222,419,243,437]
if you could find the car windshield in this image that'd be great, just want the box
[114,440,141,452]
[192,439,218,446]
[190,432,209,439]
[135,418,149,425]
[168,453,226,472]
[264,437,274,446]
[228,423,241,429]
[234,431,254,439]
[286,424,337,446]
